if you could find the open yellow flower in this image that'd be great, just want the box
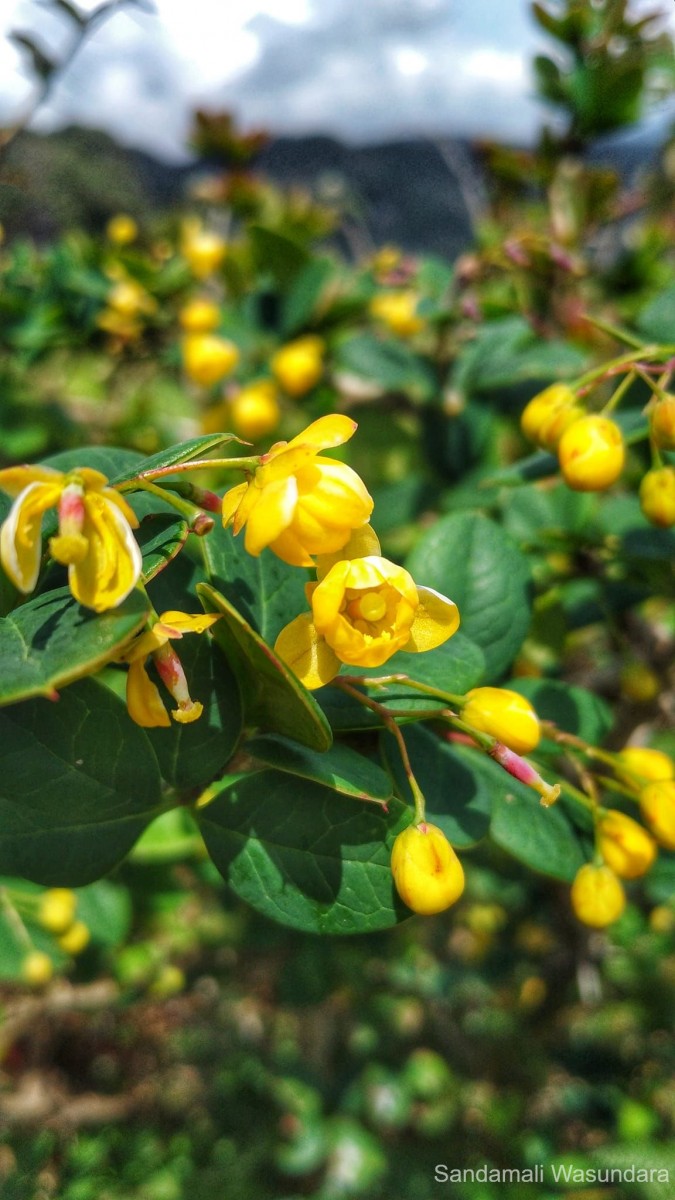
[222,414,374,567]
[275,540,459,689]
[0,465,142,612]
[120,610,221,728]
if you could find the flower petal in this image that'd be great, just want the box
[100,486,140,529]
[268,526,315,568]
[274,613,341,689]
[0,465,63,498]
[244,475,298,556]
[156,611,221,636]
[284,414,357,453]
[315,524,381,580]
[126,658,171,727]
[71,492,142,611]
[221,480,248,527]
[0,481,63,593]
[404,586,460,652]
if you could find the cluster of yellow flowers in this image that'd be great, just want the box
[21,888,91,987]
[521,382,675,525]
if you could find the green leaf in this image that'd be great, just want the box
[382,724,493,847]
[0,678,162,885]
[281,256,335,335]
[45,445,143,477]
[490,781,586,882]
[146,637,243,791]
[197,769,410,933]
[0,879,67,980]
[200,522,309,644]
[137,514,188,582]
[75,879,132,947]
[198,582,332,751]
[482,449,558,488]
[502,482,596,541]
[246,734,393,804]
[315,632,485,731]
[406,512,531,680]
[109,433,241,486]
[334,333,436,402]
[0,587,149,706]
[508,677,613,745]
[249,225,309,285]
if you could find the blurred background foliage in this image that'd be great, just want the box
[1,0,675,1196]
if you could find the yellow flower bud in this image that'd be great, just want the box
[615,747,674,788]
[181,225,226,279]
[21,950,54,987]
[369,290,424,337]
[182,334,239,387]
[229,380,280,440]
[649,394,675,450]
[391,822,465,915]
[596,809,657,879]
[38,888,77,935]
[461,687,540,755]
[558,415,624,491]
[106,213,138,245]
[639,781,675,851]
[639,467,675,528]
[271,336,325,396]
[57,920,91,956]
[178,298,221,334]
[107,279,156,318]
[537,402,586,452]
[520,384,576,446]
[570,863,626,928]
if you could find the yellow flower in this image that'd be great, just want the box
[180,220,226,279]
[639,781,675,851]
[596,809,657,879]
[271,336,325,396]
[222,414,373,567]
[639,467,675,528]
[0,465,142,612]
[614,747,674,789]
[183,333,239,387]
[275,540,459,689]
[558,415,625,492]
[58,920,91,956]
[107,278,157,318]
[229,380,281,440]
[370,290,424,337]
[570,863,626,928]
[38,889,77,935]
[178,297,221,333]
[120,610,221,728]
[391,823,465,915]
[461,687,540,755]
[106,213,138,245]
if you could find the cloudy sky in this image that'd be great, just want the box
[0,0,673,161]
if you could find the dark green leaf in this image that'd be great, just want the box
[508,677,613,745]
[0,678,162,885]
[382,724,493,847]
[490,781,586,882]
[246,734,393,804]
[249,225,309,285]
[200,522,309,644]
[281,257,336,335]
[198,582,332,751]
[315,632,485,731]
[137,514,188,582]
[110,433,241,486]
[0,587,149,706]
[197,769,410,933]
[334,333,436,402]
[406,512,531,680]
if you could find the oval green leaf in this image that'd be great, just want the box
[197,769,410,933]
[246,733,393,804]
[198,582,332,751]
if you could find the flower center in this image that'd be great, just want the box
[347,590,388,624]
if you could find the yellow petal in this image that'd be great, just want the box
[100,486,140,529]
[315,524,381,579]
[0,465,63,498]
[75,468,110,492]
[244,475,298,556]
[285,414,357,453]
[172,700,204,724]
[404,586,460,652]
[71,493,142,611]
[126,659,171,727]
[156,611,221,636]
[0,481,63,593]
[222,480,248,527]
[267,526,315,567]
[274,613,341,689]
